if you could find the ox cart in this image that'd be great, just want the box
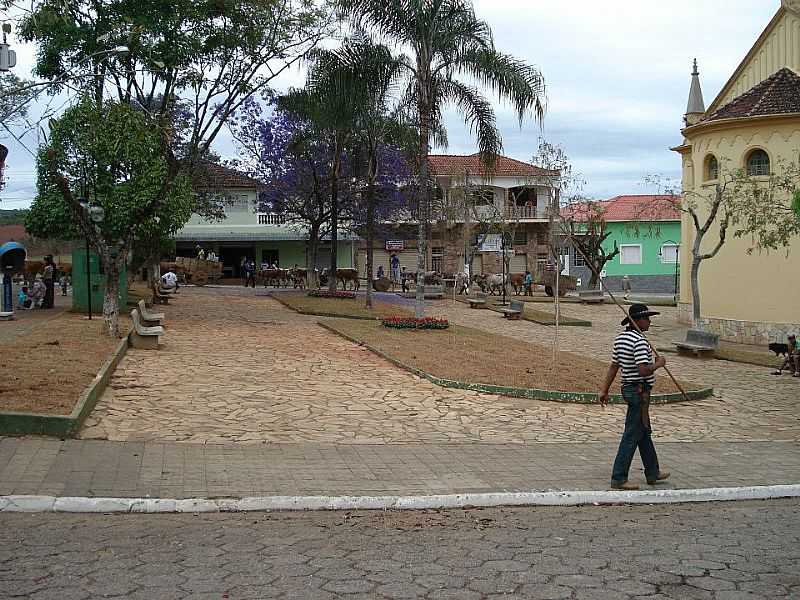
[538,265,578,297]
[173,256,223,286]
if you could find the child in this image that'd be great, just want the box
[17,286,33,309]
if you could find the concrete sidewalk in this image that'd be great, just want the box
[1,437,798,500]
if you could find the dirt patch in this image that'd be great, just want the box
[0,313,126,415]
[324,319,704,395]
[272,291,413,319]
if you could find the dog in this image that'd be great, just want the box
[768,342,790,357]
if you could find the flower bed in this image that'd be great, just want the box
[308,289,356,299]
[381,316,449,330]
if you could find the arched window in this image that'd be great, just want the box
[746,149,770,176]
[705,154,719,180]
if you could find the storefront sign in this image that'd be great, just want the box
[385,240,404,251]
[479,234,503,252]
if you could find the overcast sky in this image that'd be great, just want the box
[0,0,781,208]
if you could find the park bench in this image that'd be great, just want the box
[137,299,164,327]
[579,290,605,304]
[130,308,164,349]
[674,328,719,357]
[499,299,524,320]
[467,292,487,309]
[152,283,172,305]
[423,284,444,299]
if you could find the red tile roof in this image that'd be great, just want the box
[428,153,558,177]
[0,224,26,245]
[701,68,800,124]
[193,162,264,190]
[562,195,680,222]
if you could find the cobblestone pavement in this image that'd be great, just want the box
[1,499,798,599]
[80,287,800,445]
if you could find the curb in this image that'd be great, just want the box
[318,322,713,404]
[0,334,129,437]
[1,485,798,513]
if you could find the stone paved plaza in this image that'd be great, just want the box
[2,499,798,599]
[80,287,800,445]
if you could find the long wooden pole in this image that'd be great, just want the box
[562,230,690,402]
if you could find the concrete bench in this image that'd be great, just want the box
[138,299,164,327]
[152,284,171,305]
[499,299,524,320]
[579,290,605,304]
[423,284,444,299]
[674,329,719,357]
[130,308,164,349]
[467,292,488,309]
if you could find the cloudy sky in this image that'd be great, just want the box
[0,0,781,208]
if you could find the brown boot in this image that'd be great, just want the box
[647,471,670,485]
[610,480,639,490]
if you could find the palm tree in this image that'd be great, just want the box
[338,0,546,317]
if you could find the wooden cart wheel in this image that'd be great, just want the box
[545,286,553,297]
[193,272,208,286]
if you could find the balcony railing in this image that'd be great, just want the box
[505,205,544,220]
[258,213,287,225]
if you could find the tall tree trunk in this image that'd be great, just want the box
[690,254,702,327]
[328,140,342,292]
[415,108,431,319]
[365,183,375,309]
[307,225,320,289]
[102,251,126,338]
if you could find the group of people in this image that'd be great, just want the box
[16,255,59,310]
[241,257,258,288]
[195,246,218,262]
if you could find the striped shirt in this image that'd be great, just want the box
[612,328,655,385]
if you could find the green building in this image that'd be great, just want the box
[562,195,681,295]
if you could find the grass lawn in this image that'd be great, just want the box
[323,319,704,396]
[457,297,591,326]
[272,291,414,319]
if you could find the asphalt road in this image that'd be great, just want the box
[1,499,798,599]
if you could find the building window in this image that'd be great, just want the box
[536,230,548,245]
[746,149,770,176]
[258,213,286,225]
[619,244,642,265]
[431,246,444,273]
[573,250,586,267]
[513,229,528,246]
[705,154,718,180]
[472,188,494,206]
[536,252,549,273]
[226,194,250,212]
[660,243,679,264]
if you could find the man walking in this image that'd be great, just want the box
[598,303,670,490]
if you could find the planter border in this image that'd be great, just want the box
[269,292,400,321]
[0,335,130,437]
[455,297,592,327]
[319,321,713,405]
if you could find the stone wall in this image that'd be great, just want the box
[678,302,800,345]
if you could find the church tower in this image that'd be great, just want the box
[683,59,705,127]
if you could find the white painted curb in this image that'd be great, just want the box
[0,485,798,513]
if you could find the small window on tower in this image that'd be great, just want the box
[705,155,718,181]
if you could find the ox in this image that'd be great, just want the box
[508,272,525,295]
[484,273,508,296]
[320,268,361,291]
[260,268,289,287]
[288,268,307,289]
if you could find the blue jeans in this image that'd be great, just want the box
[611,382,660,483]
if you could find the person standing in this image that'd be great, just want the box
[598,303,670,490]
[390,253,400,282]
[245,258,256,288]
[622,275,632,299]
[42,255,55,309]
[523,270,533,296]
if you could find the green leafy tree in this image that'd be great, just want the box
[337,0,546,318]
[26,99,193,337]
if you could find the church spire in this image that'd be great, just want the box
[684,58,705,126]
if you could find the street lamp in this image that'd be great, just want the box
[659,240,680,303]
[0,23,17,72]
[79,193,104,319]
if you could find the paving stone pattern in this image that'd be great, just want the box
[1,498,798,599]
[80,288,799,445]
[2,437,799,497]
